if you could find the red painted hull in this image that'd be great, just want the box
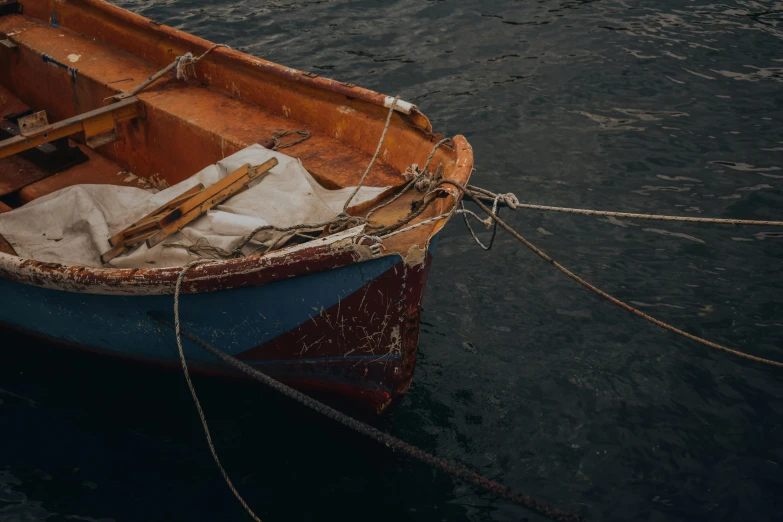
[1,254,432,414]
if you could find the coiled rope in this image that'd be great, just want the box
[460,187,783,369]
[164,270,584,522]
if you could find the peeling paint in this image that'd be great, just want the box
[402,245,426,267]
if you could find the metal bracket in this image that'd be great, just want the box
[0,115,88,179]
[0,96,141,160]
[17,111,49,137]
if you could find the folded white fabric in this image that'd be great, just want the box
[0,145,388,268]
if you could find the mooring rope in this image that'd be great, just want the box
[468,188,783,226]
[174,261,263,522]
[459,200,499,250]
[462,190,783,369]
[161,284,583,522]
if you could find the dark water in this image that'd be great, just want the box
[2,1,783,520]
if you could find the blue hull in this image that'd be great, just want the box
[0,255,400,366]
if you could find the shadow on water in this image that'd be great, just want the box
[1,327,523,522]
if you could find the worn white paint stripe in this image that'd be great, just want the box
[0,226,375,296]
[383,96,416,114]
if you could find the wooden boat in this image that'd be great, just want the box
[0,0,473,413]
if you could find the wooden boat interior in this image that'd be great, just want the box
[0,0,473,264]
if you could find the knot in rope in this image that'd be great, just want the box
[175,52,195,81]
[415,173,435,193]
[107,43,231,103]
[356,234,385,256]
[403,164,420,180]
[176,43,229,82]
[403,163,440,193]
[496,192,519,210]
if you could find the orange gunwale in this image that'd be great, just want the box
[0,0,473,295]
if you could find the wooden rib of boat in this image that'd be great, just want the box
[0,0,473,413]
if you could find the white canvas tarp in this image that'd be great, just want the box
[0,145,388,268]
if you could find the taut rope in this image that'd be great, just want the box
[461,188,783,369]
[468,187,783,226]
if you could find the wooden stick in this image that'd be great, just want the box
[100,244,126,264]
[101,221,175,264]
[155,159,277,230]
[146,160,277,249]
[107,183,204,247]
[121,228,158,247]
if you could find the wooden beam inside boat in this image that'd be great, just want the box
[0,97,141,160]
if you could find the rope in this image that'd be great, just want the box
[108,43,229,102]
[176,43,229,81]
[468,188,783,226]
[165,237,234,260]
[342,96,399,213]
[365,146,447,224]
[270,129,311,150]
[459,201,498,251]
[368,195,435,236]
[151,315,584,522]
[464,192,783,369]
[365,177,419,223]
[378,211,451,239]
[174,261,263,522]
[230,215,364,258]
[368,172,461,237]
[422,137,452,172]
